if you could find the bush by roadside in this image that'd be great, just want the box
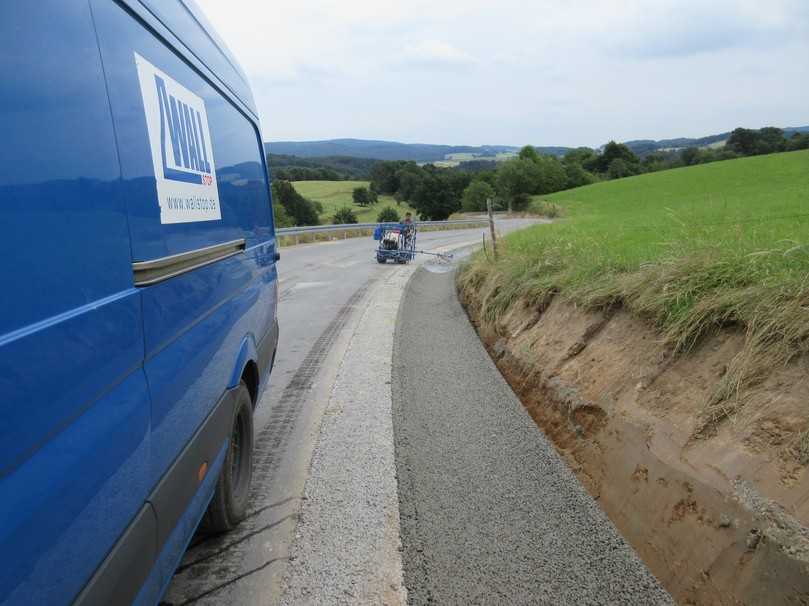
[377,207,401,223]
[332,207,358,224]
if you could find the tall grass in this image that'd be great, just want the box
[459,150,809,431]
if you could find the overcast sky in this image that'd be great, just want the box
[194,0,809,147]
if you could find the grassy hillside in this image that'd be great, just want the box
[459,150,809,427]
[292,180,417,224]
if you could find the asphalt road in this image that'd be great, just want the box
[163,220,532,605]
[392,269,672,605]
[164,218,670,605]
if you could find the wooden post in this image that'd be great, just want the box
[486,198,498,260]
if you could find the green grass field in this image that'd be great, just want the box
[459,150,809,425]
[292,180,416,224]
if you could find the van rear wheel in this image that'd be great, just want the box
[201,381,254,534]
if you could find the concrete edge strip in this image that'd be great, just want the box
[279,266,412,604]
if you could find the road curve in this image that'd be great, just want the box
[163,220,533,605]
[392,268,673,605]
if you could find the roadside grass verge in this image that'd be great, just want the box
[458,150,809,433]
[291,180,417,224]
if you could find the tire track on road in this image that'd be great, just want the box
[165,221,537,604]
[166,279,373,605]
[249,278,371,500]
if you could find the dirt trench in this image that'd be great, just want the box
[458,285,809,606]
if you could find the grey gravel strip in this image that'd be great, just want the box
[392,268,673,605]
[280,267,412,605]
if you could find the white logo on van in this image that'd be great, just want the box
[135,53,220,224]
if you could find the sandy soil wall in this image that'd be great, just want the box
[458,281,809,606]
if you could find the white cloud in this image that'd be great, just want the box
[193,0,809,146]
[400,40,475,69]
[608,0,807,58]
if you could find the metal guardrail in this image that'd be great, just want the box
[276,219,487,236]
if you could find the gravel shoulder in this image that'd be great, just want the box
[280,266,412,605]
[392,268,673,605]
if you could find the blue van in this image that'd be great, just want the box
[0,1,279,604]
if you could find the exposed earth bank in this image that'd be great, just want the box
[458,277,809,605]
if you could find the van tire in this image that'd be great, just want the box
[201,381,254,534]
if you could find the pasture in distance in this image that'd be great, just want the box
[291,180,417,224]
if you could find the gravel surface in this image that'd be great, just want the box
[280,267,412,605]
[392,268,673,605]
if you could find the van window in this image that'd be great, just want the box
[91,0,273,263]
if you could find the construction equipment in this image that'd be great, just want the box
[373,223,453,264]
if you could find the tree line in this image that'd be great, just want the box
[267,153,379,181]
[366,146,593,217]
[369,126,809,216]
[271,126,809,224]
[603,127,809,178]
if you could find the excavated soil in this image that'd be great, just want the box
[458,284,809,606]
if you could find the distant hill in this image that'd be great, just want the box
[266,126,809,164]
[623,126,809,157]
[264,139,522,162]
[622,133,730,156]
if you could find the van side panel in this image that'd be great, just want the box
[140,257,256,496]
[0,4,133,336]
[90,0,273,263]
[0,3,151,604]
[133,444,228,606]
[0,370,151,606]
[91,1,278,586]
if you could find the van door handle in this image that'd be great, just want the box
[132,239,246,286]
[273,252,281,262]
